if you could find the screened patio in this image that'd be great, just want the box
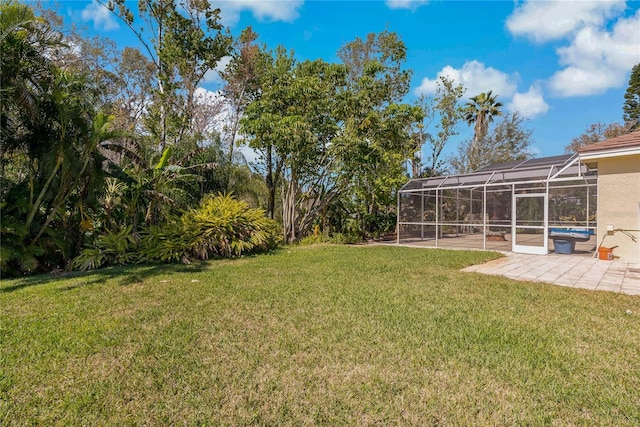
[397,154,598,255]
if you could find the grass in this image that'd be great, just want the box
[1,244,639,425]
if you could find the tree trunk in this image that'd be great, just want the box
[282,174,298,244]
[411,158,420,178]
[227,88,245,164]
[265,144,275,219]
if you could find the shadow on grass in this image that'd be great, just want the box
[0,262,210,294]
[2,248,283,294]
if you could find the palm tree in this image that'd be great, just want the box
[463,90,503,169]
[1,3,122,274]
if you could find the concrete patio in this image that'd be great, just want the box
[462,252,640,295]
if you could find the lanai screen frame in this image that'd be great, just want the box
[397,154,598,252]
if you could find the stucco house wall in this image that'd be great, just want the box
[595,154,640,262]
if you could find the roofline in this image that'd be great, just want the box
[578,146,640,161]
[425,154,578,182]
[398,174,596,194]
[399,153,584,192]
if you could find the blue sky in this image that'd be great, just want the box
[60,0,640,158]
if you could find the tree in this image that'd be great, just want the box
[241,51,349,242]
[337,30,421,238]
[564,122,628,153]
[102,0,232,151]
[240,46,292,220]
[451,112,533,173]
[33,4,122,113]
[463,90,503,170]
[109,47,157,134]
[623,63,640,130]
[220,26,265,163]
[411,76,465,177]
[0,1,124,274]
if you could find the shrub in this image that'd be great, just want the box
[72,226,140,270]
[73,195,281,270]
[137,222,192,264]
[329,233,360,245]
[181,194,280,259]
[299,235,325,245]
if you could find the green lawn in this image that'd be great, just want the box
[1,245,639,425]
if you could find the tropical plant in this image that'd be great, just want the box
[1,3,123,275]
[451,112,534,174]
[179,193,280,259]
[73,194,281,270]
[71,226,140,270]
[463,90,503,171]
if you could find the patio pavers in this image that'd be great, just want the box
[462,253,640,295]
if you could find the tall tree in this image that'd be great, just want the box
[337,30,420,236]
[241,51,348,242]
[411,76,465,177]
[109,47,157,134]
[451,112,533,173]
[623,63,640,130]
[564,122,628,153]
[33,4,121,113]
[220,26,264,163]
[103,0,232,151]
[240,46,292,220]
[463,90,503,170]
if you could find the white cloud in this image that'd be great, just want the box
[194,87,222,105]
[508,86,549,118]
[80,1,119,32]
[193,86,259,164]
[415,60,518,99]
[218,0,304,26]
[385,0,428,10]
[203,56,232,84]
[193,87,225,135]
[506,0,625,43]
[548,10,640,96]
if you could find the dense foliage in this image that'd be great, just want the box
[1,1,540,275]
[73,194,280,270]
[623,63,640,130]
[1,2,117,275]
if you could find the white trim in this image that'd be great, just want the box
[550,154,580,180]
[512,193,548,255]
[399,175,596,194]
[579,147,640,161]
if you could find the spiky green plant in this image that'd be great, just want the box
[72,226,140,270]
[181,193,280,259]
[73,194,281,270]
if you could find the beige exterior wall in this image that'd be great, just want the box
[596,154,640,262]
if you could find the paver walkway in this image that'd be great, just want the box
[462,253,640,295]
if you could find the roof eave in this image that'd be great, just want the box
[578,146,640,161]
